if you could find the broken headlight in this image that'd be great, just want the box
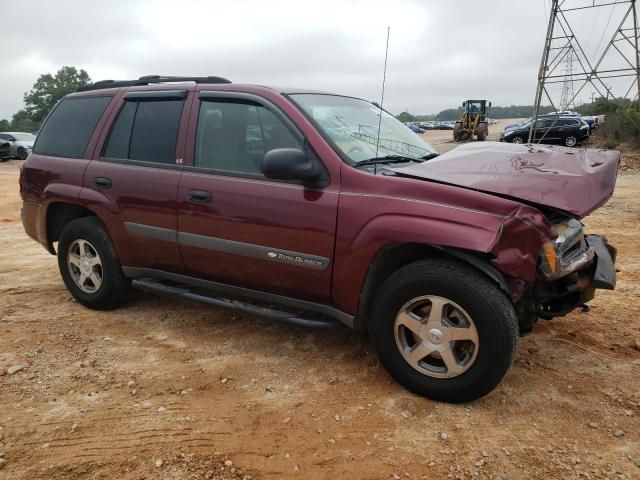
[537,218,595,279]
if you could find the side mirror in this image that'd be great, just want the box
[262,148,320,184]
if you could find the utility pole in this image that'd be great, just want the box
[633,0,640,106]
[559,48,575,110]
[531,0,640,143]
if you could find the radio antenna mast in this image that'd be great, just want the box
[375,26,391,161]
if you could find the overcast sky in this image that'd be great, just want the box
[1,0,636,120]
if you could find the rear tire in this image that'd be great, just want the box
[57,216,128,310]
[370,259,518,403]
[17,147,28,160]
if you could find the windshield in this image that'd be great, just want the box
[289,94,438,164]
[12,133,35,141]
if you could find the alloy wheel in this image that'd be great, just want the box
[67,239,103,293]
[394,295,479,378]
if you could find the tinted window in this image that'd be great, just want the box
[33,96,111,158]
[102,99,183,164]
[103,102,136,159]
[195,100,300,174]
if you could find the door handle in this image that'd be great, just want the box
[92,177,112,189]
[187,189,212,203]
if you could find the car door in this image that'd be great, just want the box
[533,119,551,142]
[84,89,190,273]
[177,91,338,303]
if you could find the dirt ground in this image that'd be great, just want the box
[0,153,639,480]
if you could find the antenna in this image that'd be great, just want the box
[375,26,391,166]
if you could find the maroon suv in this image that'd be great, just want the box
[20,75,618,403]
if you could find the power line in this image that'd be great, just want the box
[530,0,639,143]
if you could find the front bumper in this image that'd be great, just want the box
[586,235,616,290]
[535,234,616,318]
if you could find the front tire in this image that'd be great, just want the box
[453,122,462,141]
[564,135,577,147]
[17,147,28,160]
[370,259,518,403]
[57,217,128,310]
[476,123,488,141]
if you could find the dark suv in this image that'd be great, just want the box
[500,117,590,147]
[20,76,618,403]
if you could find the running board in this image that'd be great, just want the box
[131,279,340,329]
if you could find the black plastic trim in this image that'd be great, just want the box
[123,222,331,271]
[124,222,176,242]
[586,235,616,290]
[123,268,353,328]
[77,75,231,92]
[124,90,187,100]
[177,231,330,271]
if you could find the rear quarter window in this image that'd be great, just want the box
[33,96,112,158]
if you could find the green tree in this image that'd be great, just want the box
[0,119,10,131]
[396,111,416,123]
[11,110,39,132]
[23,66,91,124]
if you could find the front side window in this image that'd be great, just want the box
[194,100,300,174]
[33,96,112,158]
[289,94,437,165]
[102,99,184,164]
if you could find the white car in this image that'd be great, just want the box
[0,132,36,159]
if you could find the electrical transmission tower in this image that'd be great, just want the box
[530,0,640,143]
[559,48,576,110]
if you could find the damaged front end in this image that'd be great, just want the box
[516,217,617,334]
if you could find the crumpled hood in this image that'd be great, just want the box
[394,141,620,217]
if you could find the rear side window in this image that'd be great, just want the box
[33,96,112,158]
[103,98,184,164]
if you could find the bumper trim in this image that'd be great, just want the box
[586,235,616,290]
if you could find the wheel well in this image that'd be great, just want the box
[354,243,509,330]
[46,203,97,250]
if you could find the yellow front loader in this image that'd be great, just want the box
[453,100,491,141]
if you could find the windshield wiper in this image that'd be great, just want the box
[421,152,439,160]
[354,155,424,168]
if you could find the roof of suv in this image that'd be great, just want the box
[71,75,333,98]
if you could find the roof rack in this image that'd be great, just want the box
[76,75,232,92]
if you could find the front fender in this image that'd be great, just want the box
[332,205,553,314]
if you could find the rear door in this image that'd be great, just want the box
[177,91,338,303]
[83,89,190,273]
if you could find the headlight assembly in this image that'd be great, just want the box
[537,219,595,279]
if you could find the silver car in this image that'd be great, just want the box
[0,132,36,159]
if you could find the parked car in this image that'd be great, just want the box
[407,123,425,134]
[0,132,36,159]
[0,139,10,161]
[20,76,618,403]
[500,117,590,147]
